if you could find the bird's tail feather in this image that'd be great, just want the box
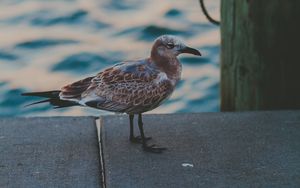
[21,90,61,98]
[22,90,78,108]
[24,99,51,107]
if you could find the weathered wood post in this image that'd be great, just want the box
[221,0,300,111]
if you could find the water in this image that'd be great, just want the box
[0,0,220,117]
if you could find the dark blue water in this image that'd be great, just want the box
[0,0,220,117]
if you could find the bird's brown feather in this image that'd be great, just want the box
[60,61,174,113]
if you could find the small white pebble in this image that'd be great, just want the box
[182,163,194,168]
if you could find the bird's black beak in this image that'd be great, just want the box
[179,46,202,56]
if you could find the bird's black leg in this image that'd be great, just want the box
[129,114,135,141]
[138,113,166,153]
[129,114,151,144]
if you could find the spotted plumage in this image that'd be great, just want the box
[59,59,174,114]
[22,35,201,153]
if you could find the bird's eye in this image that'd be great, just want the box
[166,43,175,49]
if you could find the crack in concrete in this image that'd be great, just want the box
[96,118,107,188]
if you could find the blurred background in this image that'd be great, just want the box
[0,0,220,117]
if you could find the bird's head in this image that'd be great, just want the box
[151,35,201,59]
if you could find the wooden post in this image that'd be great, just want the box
[221,0,300,111]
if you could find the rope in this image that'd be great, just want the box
[199,0,220,26]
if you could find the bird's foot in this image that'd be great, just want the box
[130,136,152,144]
[142,144,167,154]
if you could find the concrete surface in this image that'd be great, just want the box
[1,111,299,188]
[0,117,101,188]
[100,111,300,188]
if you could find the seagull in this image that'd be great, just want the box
[22,35,201,153]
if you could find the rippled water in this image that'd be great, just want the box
[0,0,220,117]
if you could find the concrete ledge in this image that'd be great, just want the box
[1,111,299,188]
[0,117,101,188]
[100,111,300,188]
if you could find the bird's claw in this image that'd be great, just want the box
[130,136,152,144]
[142,144,167,153]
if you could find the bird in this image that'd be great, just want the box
[22,35,201,153]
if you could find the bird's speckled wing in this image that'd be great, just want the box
[60,76,94,100]
[60,60,174,113]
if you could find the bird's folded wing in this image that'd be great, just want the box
[60,62,173,112]
[59,76,95,100]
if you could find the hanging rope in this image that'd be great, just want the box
[199,0,220,26]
